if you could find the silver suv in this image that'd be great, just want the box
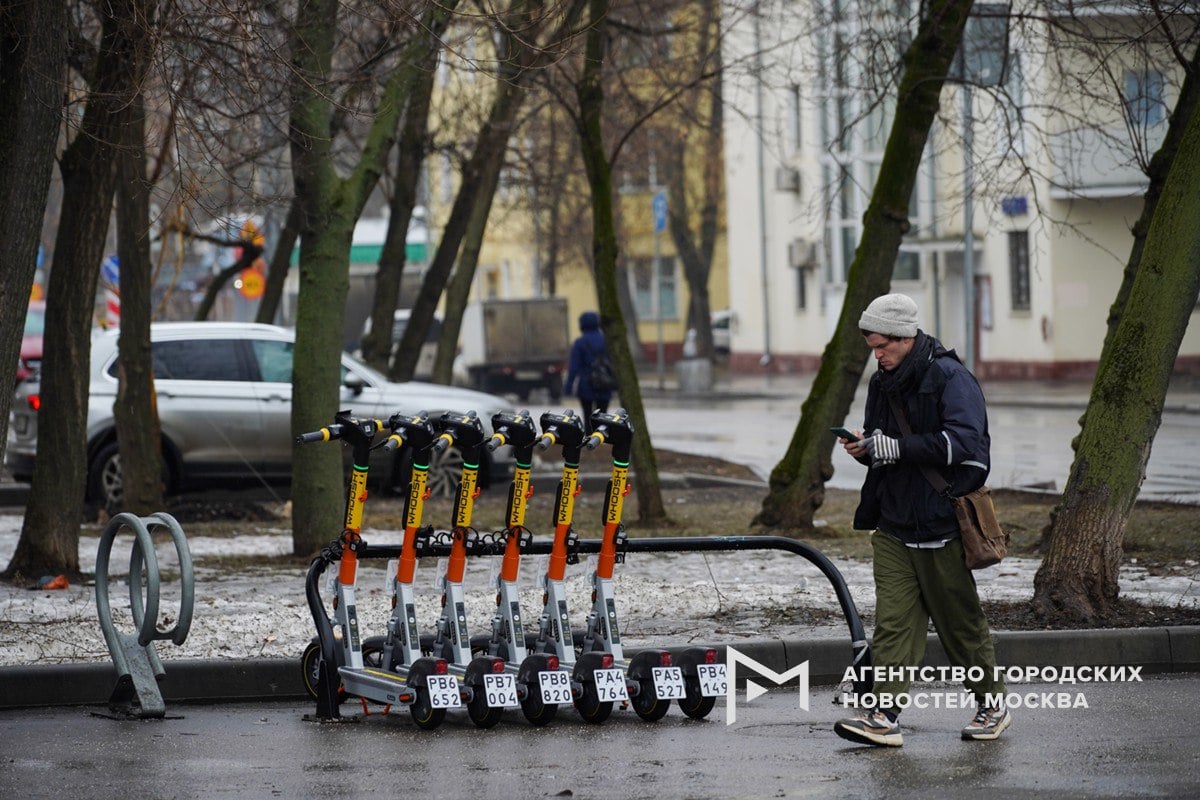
[6,322,512,509]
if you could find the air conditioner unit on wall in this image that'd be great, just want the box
[774,167,801,193]
[788,237,816,269]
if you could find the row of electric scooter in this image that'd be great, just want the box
[299,407,728,730]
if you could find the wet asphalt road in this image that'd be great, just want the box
[625,378,1200,503]
[2,675,1198,799]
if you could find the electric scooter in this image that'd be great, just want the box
[575,408,688,723]
[471,410,567,727]
[526,410,619,723]
[422,410,515,728]
[299,411,455,729]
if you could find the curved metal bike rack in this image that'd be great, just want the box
[95,512,194,718]
[306,532,872,718]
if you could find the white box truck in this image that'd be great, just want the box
[457,298,569,401]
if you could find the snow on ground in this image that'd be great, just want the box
[1,514,1197,666]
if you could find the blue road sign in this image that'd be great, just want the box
[653,191,668,233]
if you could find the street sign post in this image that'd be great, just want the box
[652,191,668,388]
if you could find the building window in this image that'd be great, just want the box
[1008,230,1030,311]
[629,256,678,320]
[1124,69,1167,128]
[893,250,919,282]
[787,84,802,153]
[1000,52,1025,156]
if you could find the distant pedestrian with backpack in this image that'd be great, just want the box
[565,310,615,429]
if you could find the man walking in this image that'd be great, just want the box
[834,293,1010,747]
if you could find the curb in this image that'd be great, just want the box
[3,626,1196,710]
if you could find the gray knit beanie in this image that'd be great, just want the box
[859,293,919,338]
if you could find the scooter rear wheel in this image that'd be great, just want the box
[632,679,671,722]
[467,690,504,728]
[573,681,613,724]
[678,678,717,719]
[410,688,447,731]
[520,689,559,726]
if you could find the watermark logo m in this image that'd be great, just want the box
[725,647,809,725]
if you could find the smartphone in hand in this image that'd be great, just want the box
[829,426,861,442]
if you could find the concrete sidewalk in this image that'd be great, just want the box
[3,625,1197,709]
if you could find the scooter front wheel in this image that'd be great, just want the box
[573,681,613,724]
[410,688,447,731]
[632,679,671,722]
[301,640,349,703]
[678,678,717,719]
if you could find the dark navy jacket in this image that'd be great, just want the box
[853,338,991,544]
[566,311,613,402]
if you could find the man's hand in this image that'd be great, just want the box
[863,429,900,466]
[842,430,867,459]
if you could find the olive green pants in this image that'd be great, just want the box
[870,531,1006,710]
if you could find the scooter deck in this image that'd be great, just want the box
[338,666,414,706]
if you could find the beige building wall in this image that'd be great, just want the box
[721,1,1200,378]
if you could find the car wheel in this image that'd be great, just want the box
[87,442,124,511]
[86,439,175,512]
[425,444,465,498]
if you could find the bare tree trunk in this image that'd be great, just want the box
[432,22,528,385]
[288,0,358,557]
[6,1,139,579]
[1032,50,1200,623]
[0,0,66,468]
[387,114,514,382]
[663,0,722,358]
[753,0,974,532]
[389,0,588,382]
[114,54,164,515]
[288,0,458,555]
[1040,46,1200,553]
[360,41,441,370]
[433,160,503,384]
[575,0,665,524]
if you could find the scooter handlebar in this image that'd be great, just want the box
[536,432,555,451]
[585,431,604,450]
[382,433,404,452]
[486,433,505,452]
[297,425,342,444]
[433,432,453,453]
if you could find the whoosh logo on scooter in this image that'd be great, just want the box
[406,467,427,528]
[556,468,578,525]
[455,470,478,527]
[509,469,530,526]
[345,467,368,530]
[605,467,628,524]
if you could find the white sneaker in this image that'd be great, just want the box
[834,709,903,747]
[962,705,1012,740]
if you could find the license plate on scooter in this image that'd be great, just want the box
[539,670,572,704]
[483,673,519,708]
[696,663,728,697]
[651,666,686,700]
[593,668,629,702]
[426,674,463,708]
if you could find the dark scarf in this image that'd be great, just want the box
[876,330,938,398]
